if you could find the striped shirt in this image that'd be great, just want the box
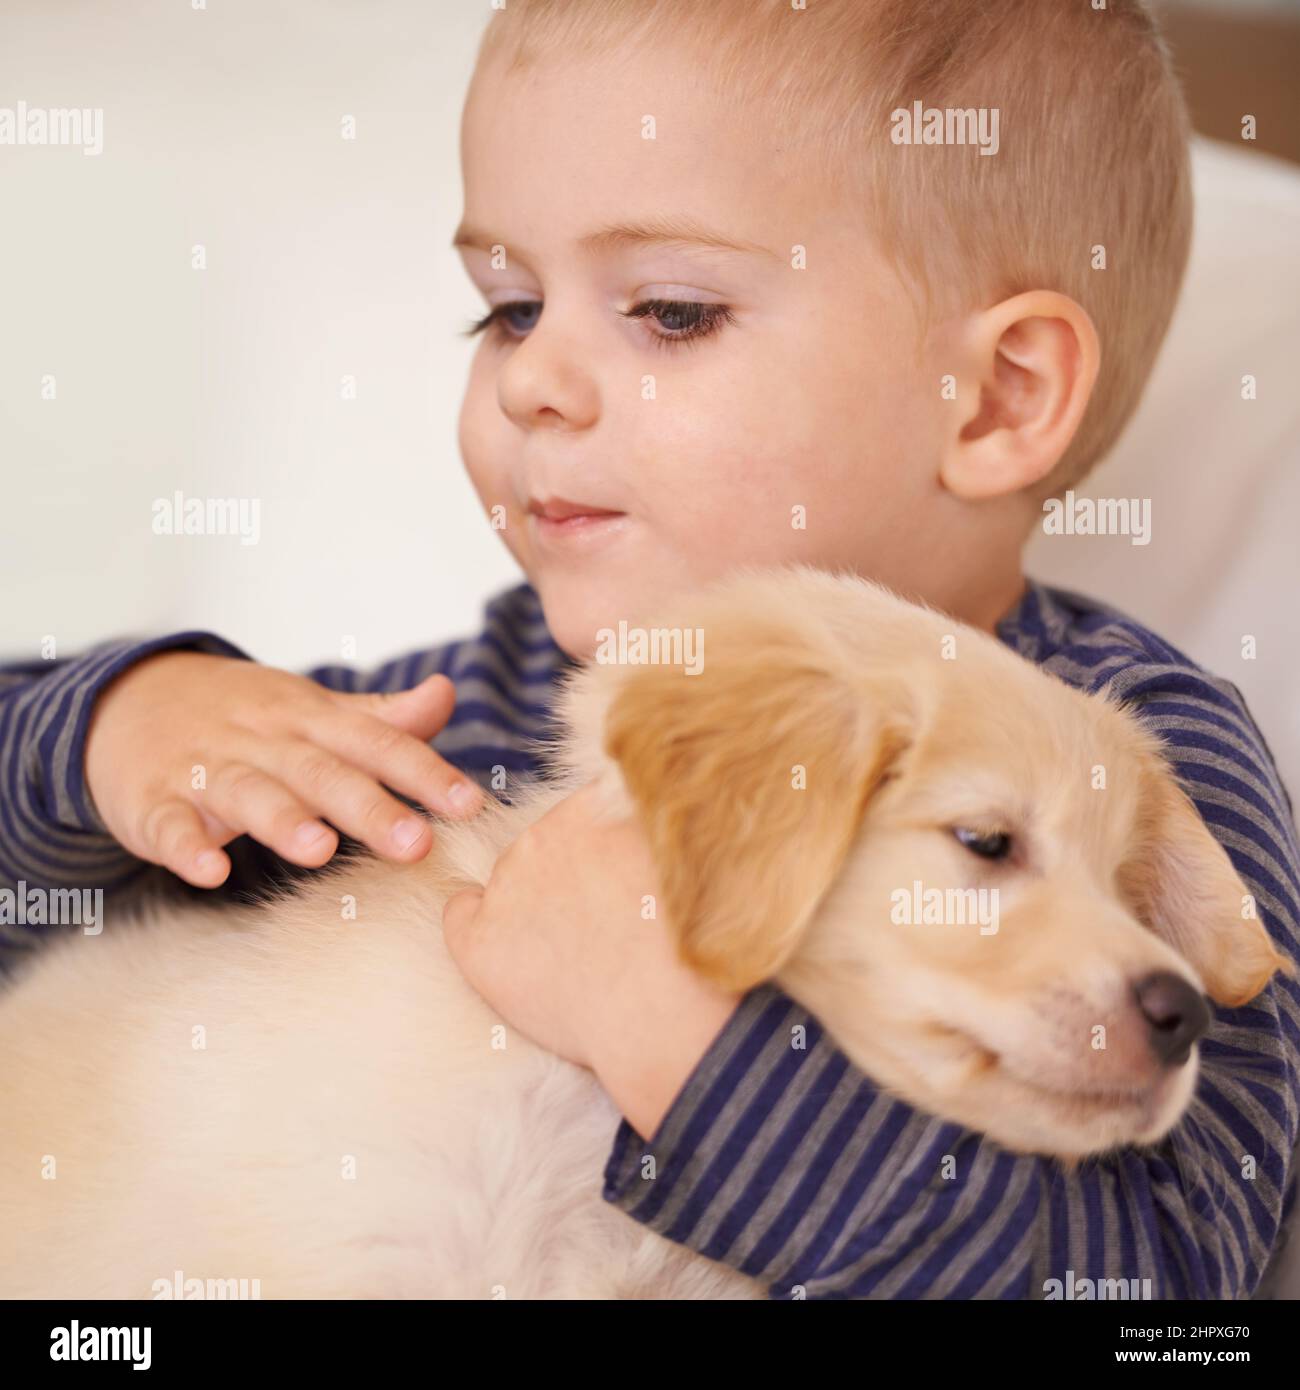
[2,578,1297,1298]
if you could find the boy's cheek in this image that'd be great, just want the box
[457,391,509,498]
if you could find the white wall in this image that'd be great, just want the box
[0,0,515,674]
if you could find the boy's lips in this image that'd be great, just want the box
[526,497,628,548]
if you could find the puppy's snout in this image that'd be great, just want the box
[1135,972,1211,1066]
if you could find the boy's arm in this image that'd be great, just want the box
[599,665,1300,1298]
[0,581,555,967]
[0,627,415,889]
[0,628,450,970]
[0,632,253,905]
[0,626,478,971]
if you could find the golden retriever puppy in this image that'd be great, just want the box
[0,567,1288,1299]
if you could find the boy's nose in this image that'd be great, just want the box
[1135,972,1211,1066]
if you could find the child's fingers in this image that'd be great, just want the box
[329,673,457,742]
[306,710,482,819]
[201,764,340,869]
[269,743,435,863]
[140,798,231,888]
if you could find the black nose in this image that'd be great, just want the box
[1135,972,1211,1066]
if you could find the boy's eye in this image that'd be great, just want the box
[461,298,734,349]
[462,301,542,339]
[621,298,735,348]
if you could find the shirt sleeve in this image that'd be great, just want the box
[0,631,253,891]
[0,628,463,970]
[602,663,1300,1299]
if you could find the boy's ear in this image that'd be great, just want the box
[603,618,911,993]
[1124,773,1294,1007]
[940,289,1100,501]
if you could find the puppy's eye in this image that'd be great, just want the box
[953,827,1012,860]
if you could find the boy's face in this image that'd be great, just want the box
[455,42,946,657]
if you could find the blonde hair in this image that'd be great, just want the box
[479,0,1192,492]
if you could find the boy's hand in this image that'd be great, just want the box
[442,783,741,1140]
[84,650,482,889]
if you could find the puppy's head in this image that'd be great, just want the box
[577,567,1291,1160]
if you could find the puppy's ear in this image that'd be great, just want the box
[1125,773,1294,1007]
[604,617,910,992]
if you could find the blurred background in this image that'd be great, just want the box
[1,0,1297,794]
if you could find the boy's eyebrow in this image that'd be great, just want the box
[452,215,781,262]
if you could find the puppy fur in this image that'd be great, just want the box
[0,567,1288,1298]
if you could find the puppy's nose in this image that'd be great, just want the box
[1135,972,1211,1066]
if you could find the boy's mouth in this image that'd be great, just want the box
[527,496,628,546]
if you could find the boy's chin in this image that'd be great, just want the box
[531,573,657,663]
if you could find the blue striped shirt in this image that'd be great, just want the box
[1,578,1297,1298]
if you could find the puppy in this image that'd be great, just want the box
[0,568,1288,1298]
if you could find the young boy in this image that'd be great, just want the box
[3,0,1297,1298]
